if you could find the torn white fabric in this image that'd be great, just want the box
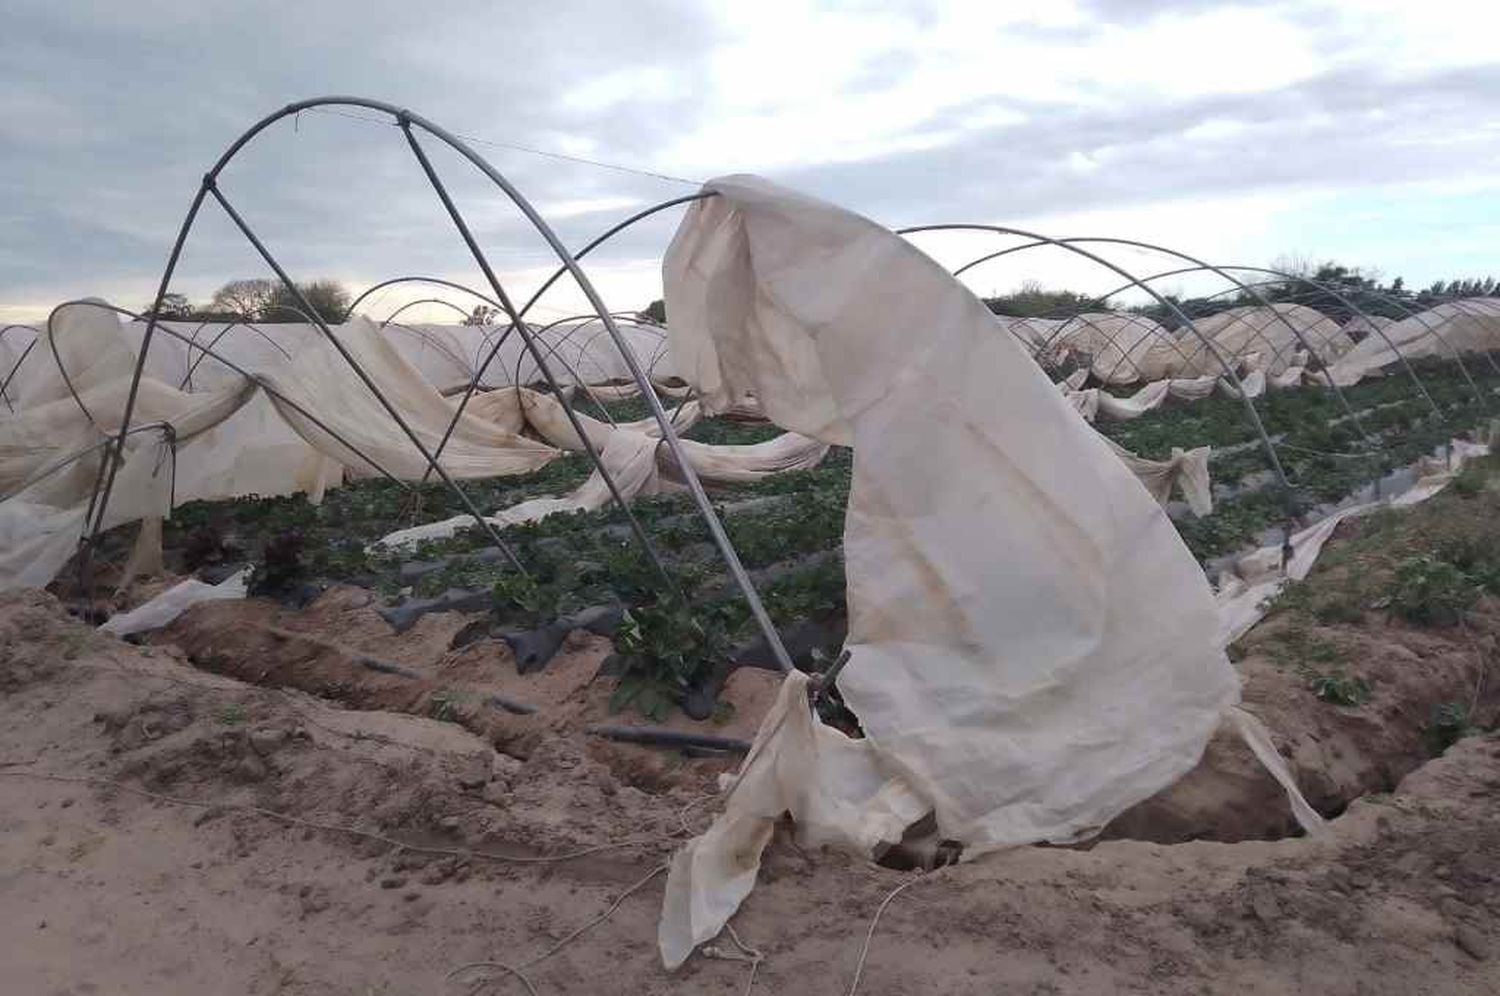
[1105,440,1213,516]
[1179,305,1351,378]
[659,671,927,968]
[1064,386,1100,421]
[259,318,559,481]
[1390,440,1490,507]
[1269,365,1307,390]
[377,430,665,548]
[659,175,1240,965]
[1095,379,1171,420]
[375,425,829,550]
[1327,298,1500,387]
[665,432,829,485]
[1229,707,1327,835]
[1218,367,1267,400]
[118,516,165,590]
[1214,503,1377,648]
[518,387,701,452]
[101,568,250,636]
[1068,373,1218,420]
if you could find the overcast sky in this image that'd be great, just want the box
[5,0,1500,324]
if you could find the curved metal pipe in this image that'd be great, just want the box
[1420,296,1500,382]
[942,233,1377,446]
[511,312,664,407]
[377,297,474,326]
[429,191,712,477]
[898,223,1294,502]
[0,336,39,413]
[344,274,508,323]
[202,182,530,575]
[378,319,474,384]
[396,121,664,591]
[1092,265,1482,412]
[1,420,175,505]
[1031,310,1186,385]
[965,246,1309,393]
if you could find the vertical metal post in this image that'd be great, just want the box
[426,193,711,478]
[397,121,682,597]
[79,182,212,588]
[204,181,529,576]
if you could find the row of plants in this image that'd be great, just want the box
[151,401,854,716]
[1242,456,1500,748]
[140,360,1500,721]
[1098,356,1500,559]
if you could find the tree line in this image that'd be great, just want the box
[140,278,352,324]
[139,261,1499,332]
[983,261,1500,329]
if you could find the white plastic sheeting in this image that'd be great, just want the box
[1063,373,1220,423]
[111,316,676,396]
[0,300,837,591]
[1042,313,1185,384]
[0,306,553,591]
[1104,440,1213,515]
[101,568,250,636]
[657,175,1242,967]
[1175,303,1353,377]
[1326,298,1500,387]
[376,429,669,549]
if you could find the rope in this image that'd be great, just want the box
[445,863,667,995]
[847,876,923,996]
[303,106,703,188]
[702,922,764,996]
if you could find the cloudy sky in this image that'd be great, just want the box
[5,0,1500,324]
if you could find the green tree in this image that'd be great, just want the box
[462,304,500,326]
[641,299,667,324]
[263,280,351,324]
[209,278,278,320]
[140,292,193,320]
[983,280,1095,319]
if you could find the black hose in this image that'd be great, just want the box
[586,724,751,754]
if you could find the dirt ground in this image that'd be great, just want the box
[2,589,1497,995]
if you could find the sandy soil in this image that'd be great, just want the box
[2,589,1497,995]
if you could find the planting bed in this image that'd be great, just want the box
[61,372,1500,823]
[1099,354,1500,559]
[10,371,1500,993]
[3,589,1497,995]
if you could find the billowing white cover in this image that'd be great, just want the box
[658,176,1239,965]
[1178,304,1351,377]
[1327,298,1500,386]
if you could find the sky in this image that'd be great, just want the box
[6,0,1500,324]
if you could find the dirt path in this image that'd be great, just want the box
[1,590,1496,995]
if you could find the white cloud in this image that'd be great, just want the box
[532,195,646,220]
[5,0,1500,321]
[561,67,683,113]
